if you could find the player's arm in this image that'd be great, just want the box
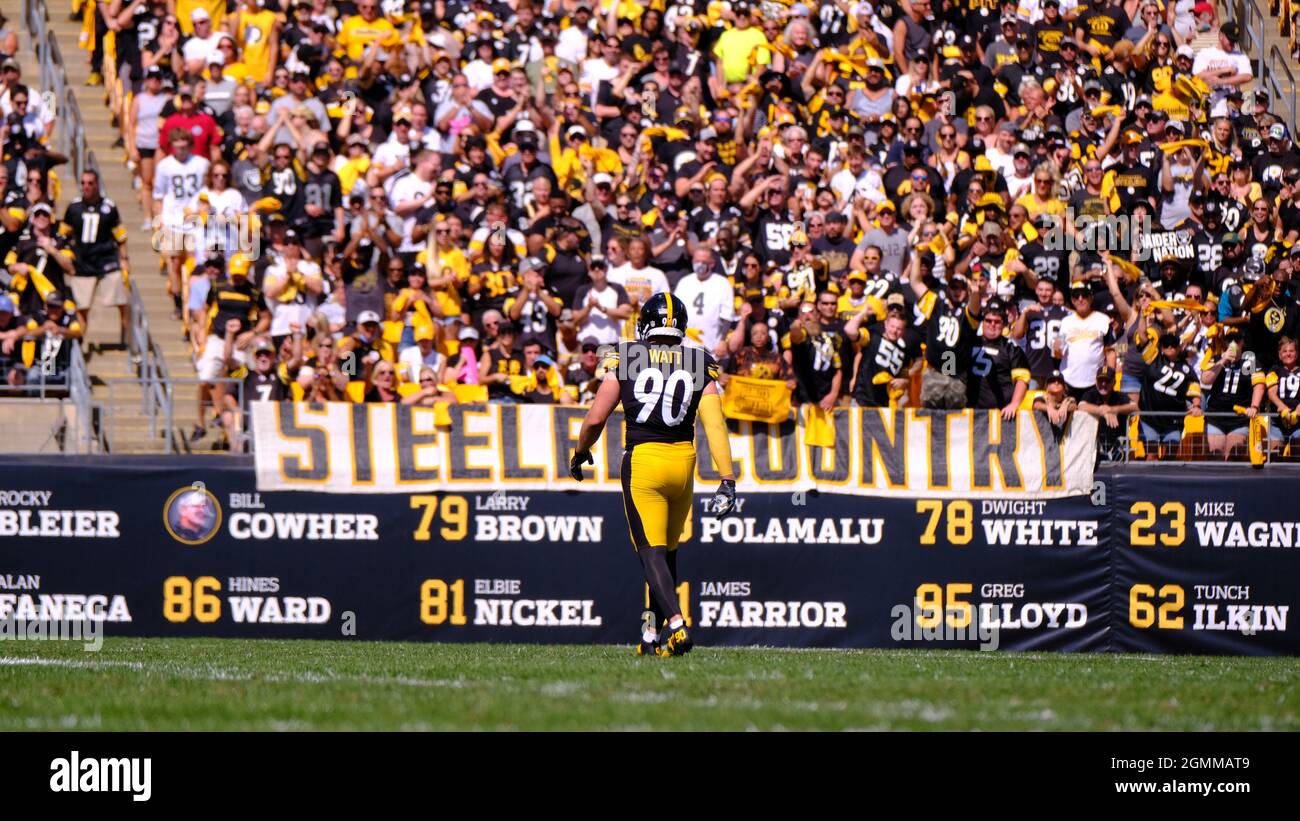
[570,375,621,480]
[698,380,737,517]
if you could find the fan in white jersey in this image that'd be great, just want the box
[387,148,441,255]
[608,236,671,340]
[674,248,738,354]
[194,160,248,265]
[153,128,211,318]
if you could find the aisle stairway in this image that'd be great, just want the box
[1231,0,1300,118]
[8,0,203,451]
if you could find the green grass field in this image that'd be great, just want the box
[1,638,1297,730]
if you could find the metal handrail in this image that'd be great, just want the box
[1098,409,1282,465]
[1221,0,1299,141]
[65,343,106,452]
[63,86,85,177]
[124,277,172,438]
[1269,44,1298,136]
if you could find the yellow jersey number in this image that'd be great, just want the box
[916,500,973,545]
[163,576,222,623]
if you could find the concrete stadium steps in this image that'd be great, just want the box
[17,1,205,451]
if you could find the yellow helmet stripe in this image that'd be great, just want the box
[665,295,672,326]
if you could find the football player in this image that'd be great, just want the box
[569,293,737,657]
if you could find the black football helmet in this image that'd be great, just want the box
[636,292,688,341]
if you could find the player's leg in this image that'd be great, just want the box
[659,448,696,655]
[622,445,683,655]
[661,453,693,621]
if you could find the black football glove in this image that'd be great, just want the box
[569,449,594,481]
[712,479,737,519]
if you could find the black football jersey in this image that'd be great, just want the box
[1205,358,1264,416]
[1140,355,1201,430]
[968,335,1031,410]
[236,363,291,409]
[787,327,843,404]
[1271,363,1300,401]
[470,263,517,315]
[1021,304,1068,384]
[7,231,74,315]
[205,279,263,336]
[750,210,796,267]
[505,285,563,347]
[62,197,125,277]
[918,288,979,372]
[603,340,720,447]
[854,330,914,407]
[485,348,525,400]
[300,168,344,238]
[263,163,306,223]
[1269,364,1300,422]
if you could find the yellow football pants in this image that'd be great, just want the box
[620,441,695,551]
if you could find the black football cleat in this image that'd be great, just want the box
[660,624,693,656]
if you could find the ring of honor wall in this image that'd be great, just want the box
[0,403,1294,654]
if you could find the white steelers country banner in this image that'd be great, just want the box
[251,402,1098,498]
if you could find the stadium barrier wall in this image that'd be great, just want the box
[1,454,1297,654]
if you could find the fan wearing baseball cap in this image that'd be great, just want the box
[1055,280,1115,400]
[1102,130,1160,212]
[1254,124,1300,198]
[1189,20,1253,108]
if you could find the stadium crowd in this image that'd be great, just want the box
[6,0,1300,459]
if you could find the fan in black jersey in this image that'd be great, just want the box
[845,307,917,408]
[1237,261,1300,372]
[742,175,797,267]
[300,144,345,247]
[1078,365,1137,460]
[908,261,982,409]
[1138,332,1202,447]
[63,171,129,343]
[968,301,1031,414]
[688,180,743,242]
[196,255,269,442]
[5,202,75,316]
[504,257,563,353]
[815,0,852,48]
[1266,336,1300,446]
[481,320,525,401]
[1013,278,1068,386]
[468,253,518,319]
[1210,233,1249,298]
[1103,130,1159,213]
[1200,331,1266,458]
[1189,199,1225,284]
[776,230,832,310]
[1015,226,1069,287]
[786,301,843,409]
[260,143,306,224]
[220,337,295,453]
[11,290,82,386]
